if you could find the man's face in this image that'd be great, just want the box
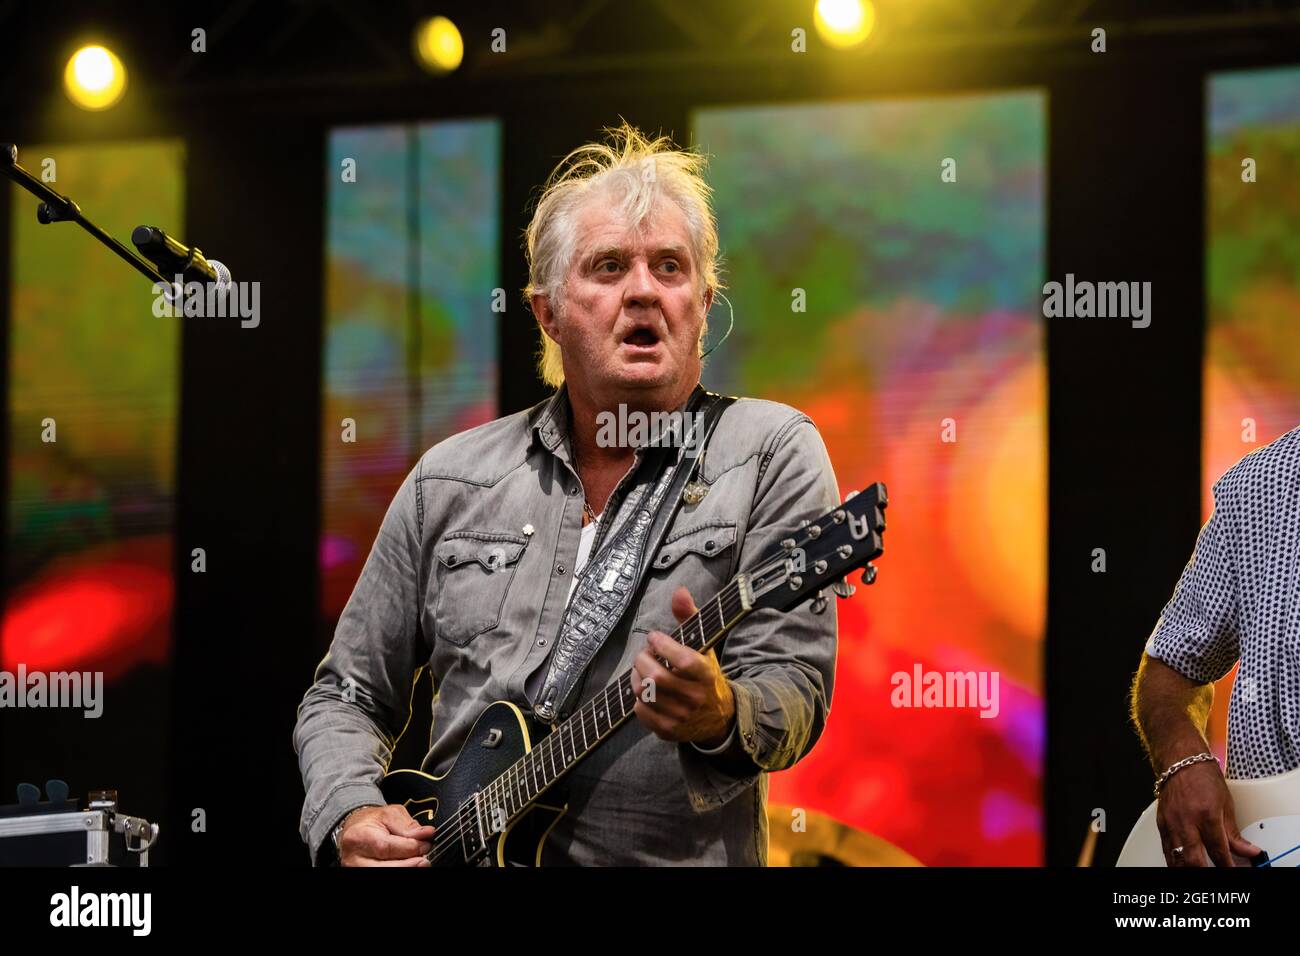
[541,194,712,404]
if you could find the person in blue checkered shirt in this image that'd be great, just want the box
[1132,425,1300,866]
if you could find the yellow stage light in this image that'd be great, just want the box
[413,16,464,74]
[64,45,127,111]
[814,0,876,49]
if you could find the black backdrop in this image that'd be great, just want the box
[0,0,1297,866]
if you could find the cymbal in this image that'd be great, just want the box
[767,803,922,867]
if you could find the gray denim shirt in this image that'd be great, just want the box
[292,384,841,865]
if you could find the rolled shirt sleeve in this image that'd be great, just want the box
[678,415,842,811]
[689,721,737,755]
[1144,479,1241,684]
[292,462,430,865]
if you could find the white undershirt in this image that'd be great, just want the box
[567,517,599,604]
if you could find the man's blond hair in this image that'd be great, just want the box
[521,120,725,387]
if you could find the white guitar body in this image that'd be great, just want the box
[1117,765,1300,866]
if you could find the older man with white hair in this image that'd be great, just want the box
[294,122,843,865]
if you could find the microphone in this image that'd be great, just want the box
[131,225,231,289]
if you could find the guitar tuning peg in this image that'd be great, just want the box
[830,578,856,599]
[861,564,878,586]
[16,782,39,807]
[810,590,827,615]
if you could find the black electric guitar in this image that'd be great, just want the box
[380,483,889,866]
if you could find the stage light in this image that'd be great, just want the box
[413,16,464,74]
[814,0,876,48]
[64,44,127,111]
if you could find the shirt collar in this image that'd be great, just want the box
[528,383,571,454]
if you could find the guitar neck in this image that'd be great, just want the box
[479,574,754,823]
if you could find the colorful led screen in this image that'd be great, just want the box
[4,140,183,681]
[695,92,1046,865]
[321,120,500,618]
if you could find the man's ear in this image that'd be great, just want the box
[702,285,714,315]
[531,293,561,344]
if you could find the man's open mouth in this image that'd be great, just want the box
[623,329,660,347]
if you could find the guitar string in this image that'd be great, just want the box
[423,582,750,864]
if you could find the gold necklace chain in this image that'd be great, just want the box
[571,431,599,526]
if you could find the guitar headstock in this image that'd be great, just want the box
[743,482,887,615]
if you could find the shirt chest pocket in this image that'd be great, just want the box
[650,522,738,581]
[433,531,529,647]
[633,522,739,637]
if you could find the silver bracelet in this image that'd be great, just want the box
[331,805,375,853]
[1154,751,1219,798]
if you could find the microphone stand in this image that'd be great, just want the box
[1,141,170,288]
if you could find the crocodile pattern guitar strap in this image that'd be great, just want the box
[531,388,735,722]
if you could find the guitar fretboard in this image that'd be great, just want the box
[471,574,751,832]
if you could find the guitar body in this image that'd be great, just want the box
[1117,765,1300,866]
[380,700,568,867]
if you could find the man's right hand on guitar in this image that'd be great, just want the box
[336,805,435,867]
[1155,760,1261,867]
